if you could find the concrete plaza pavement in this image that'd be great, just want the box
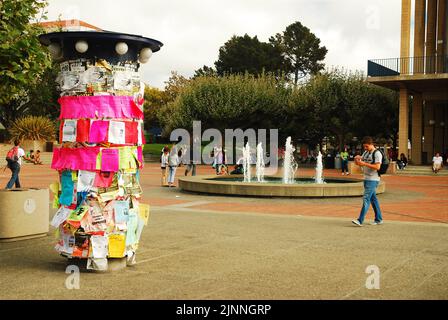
[0,163,447,299]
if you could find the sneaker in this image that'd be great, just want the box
[352,219,363,227]
[370,220,384,225]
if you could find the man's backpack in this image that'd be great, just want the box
[5,146,19,166]
[372,149,389,176]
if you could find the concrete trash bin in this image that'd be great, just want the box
[0,188,49,242]
[334,157,341,169]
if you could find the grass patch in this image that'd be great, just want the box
[143,143,166,155]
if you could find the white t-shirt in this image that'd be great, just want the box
[433,156,443,165]
[161,153,169,168]
[16,147,25,166]
[361,149,382,181]
[168,154,179,167]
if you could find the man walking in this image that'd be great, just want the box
[352,136,383,226]
[5,140,27,189]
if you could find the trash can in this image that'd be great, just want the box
[0,188,49,242]
[334,156,341,169]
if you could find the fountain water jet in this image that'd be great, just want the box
[256,142,265,182]
[242,142,251,183]
[283,137,297,184]
[315,151,324,184]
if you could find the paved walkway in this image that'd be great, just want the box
[0,163,447,299]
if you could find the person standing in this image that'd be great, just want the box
[160,146,169,186]
[5,140,27,189]
[168,148,180,187]
[432,152,443,173]
[352,136,383,226]
[340,147,349,175]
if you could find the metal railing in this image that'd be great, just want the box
[368,55,448,77]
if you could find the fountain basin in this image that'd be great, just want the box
[178,175,385,198]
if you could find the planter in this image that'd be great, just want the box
[0,188,49,242]
[21,140,45,154]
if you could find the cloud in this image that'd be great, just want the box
[44,0,402,88]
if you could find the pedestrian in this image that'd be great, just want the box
[214,147,224,175]
[340,147,349,175]
[352,136,383,226]
[168,148,180,187]
[160,146,169,186]
[432,152,443,173]
[5,139,28,189]
[397,153,408,170]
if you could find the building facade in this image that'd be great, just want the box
[368,0,448,164]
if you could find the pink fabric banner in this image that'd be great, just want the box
[59,96,144,120]
[52,147,101,171]
[89,120,109,143]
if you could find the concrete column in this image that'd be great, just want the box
[445,0,448,58]
[399,88,410,158]
[434,105,444,153]
[423,103,435,163]
[437,0,446,72]
[401,0,412,73]
[411,94,423,164]
[427,0,438,73]
[443,108,448,154]
[414,0,426,73]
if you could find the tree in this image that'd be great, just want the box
[192,65,217,79]
[215,34,284,76]
[158,73,294,139]
[270,21,327,85]
[298,69,398,149]
[143,86,168,130]
[163,71,190,102]
[0,0,51,129]
[22,65,59,120]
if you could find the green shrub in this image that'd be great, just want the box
[8,116,56,142]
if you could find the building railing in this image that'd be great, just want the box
[367,55,448,77]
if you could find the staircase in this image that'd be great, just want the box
[395,165,448,176]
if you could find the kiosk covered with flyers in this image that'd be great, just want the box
[39,31,163,271]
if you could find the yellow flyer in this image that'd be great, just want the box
[108,233,126,258]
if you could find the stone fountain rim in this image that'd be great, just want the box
[178,175,386,197]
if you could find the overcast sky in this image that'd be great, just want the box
[43,0,401,89]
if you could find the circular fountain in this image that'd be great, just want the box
[178,138,386,198]
[178,175,385,198]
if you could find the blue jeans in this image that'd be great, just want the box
[168,166,177,184]
[357,180,383,224]
[341,159,348,173]
[6,162,21,189]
